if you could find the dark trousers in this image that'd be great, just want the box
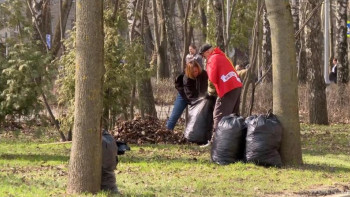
[213,87,242,130]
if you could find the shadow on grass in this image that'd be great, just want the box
[120,154,211,165]
[0,153,69,162]
[303,149,350,157]
[283,163,350,174]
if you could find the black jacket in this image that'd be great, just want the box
[175,72,189,103]
[183,70,208,103]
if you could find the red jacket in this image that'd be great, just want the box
[207,47,242,97]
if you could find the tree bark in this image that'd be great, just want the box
[129,0,157,117]
[181,0,193,69]
[262,5,272,83]
[336,0,348,83]
[68,0,104,193]
[297,1,307,84]
[52,0,73,57]
[213,0,225,51]
[156,0,169,79]
[290,0,300,64]
[304,0,329,125]
[265,0,303,165]
[164,0,181,78]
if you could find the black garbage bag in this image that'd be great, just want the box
[101,130,118,192]
[211,114,246,165]
[116,141,131,155]
[245,113,282,167]
[184,97,215,144]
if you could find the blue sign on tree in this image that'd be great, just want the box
[347,21,350,37]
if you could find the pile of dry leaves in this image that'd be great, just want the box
[112,116,186,144]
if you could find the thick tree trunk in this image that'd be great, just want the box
[336,0,348,83]
[154,0,169,79]
[213,0,225,51]
[290,0,301,66]
[52,0,73,57]
[199,5,207,43]
[68,0,104,194]
[164,0,181,78]
[297,1,307,84]
[262,5,272,83]
[305,0,329,125]
[140,0,157,117]
[265,0,303,166]
[181,0,193,69]
[129,0,157,117]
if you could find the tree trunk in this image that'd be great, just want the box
[298,1,307,83]
[262,5,272,83]
[154,0,169,79]
[181,0,193,69]
[199,4,207,43]
[305,0,329,125]
[213,0,225,51]
[290,0,300,64]
[265,0,303,165]
[336,0,348,83]
[67,0,104,194]
[129,0,157,117]
[52,0,73,57]
[140,0,157,117]
[164,0,181,78]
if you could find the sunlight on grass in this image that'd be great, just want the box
[0,124,349,196]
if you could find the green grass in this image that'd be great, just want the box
[0,124,350,196]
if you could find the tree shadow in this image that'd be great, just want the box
[119,154,210,165]
[0,153,69,162]
[283,163,350,174]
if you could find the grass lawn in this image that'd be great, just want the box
[0,124,349,196]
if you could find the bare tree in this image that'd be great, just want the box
[152,0,169,80]
[52,0,73,57]
[265,0,303,165]
[305,0,329,125]
[336,0,348,83]
[213,0,225,50]
[128,0,157,117]
[163,0,181,77]
[68,0,104,194]
[297,1,307,83]
[262,5,272,83]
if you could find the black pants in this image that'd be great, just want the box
[213,87,242,130]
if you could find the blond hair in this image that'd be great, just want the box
[185,61,202,79]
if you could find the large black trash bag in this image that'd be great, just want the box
[184,97,215,144]
[101,130,118,192]
[211,114,247,165]
[245,113,282,167]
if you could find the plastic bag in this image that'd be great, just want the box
[211,114,246,165]
[184,97,215,144]
[245,113,282,167]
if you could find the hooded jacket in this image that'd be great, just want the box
[206,47,242,97]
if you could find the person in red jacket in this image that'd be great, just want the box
[199,44,243,131]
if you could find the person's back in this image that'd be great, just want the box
[199,44,243,133]
[206,47,242,98]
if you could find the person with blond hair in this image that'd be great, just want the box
[183,61,208,103]
[166,45,205,131]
